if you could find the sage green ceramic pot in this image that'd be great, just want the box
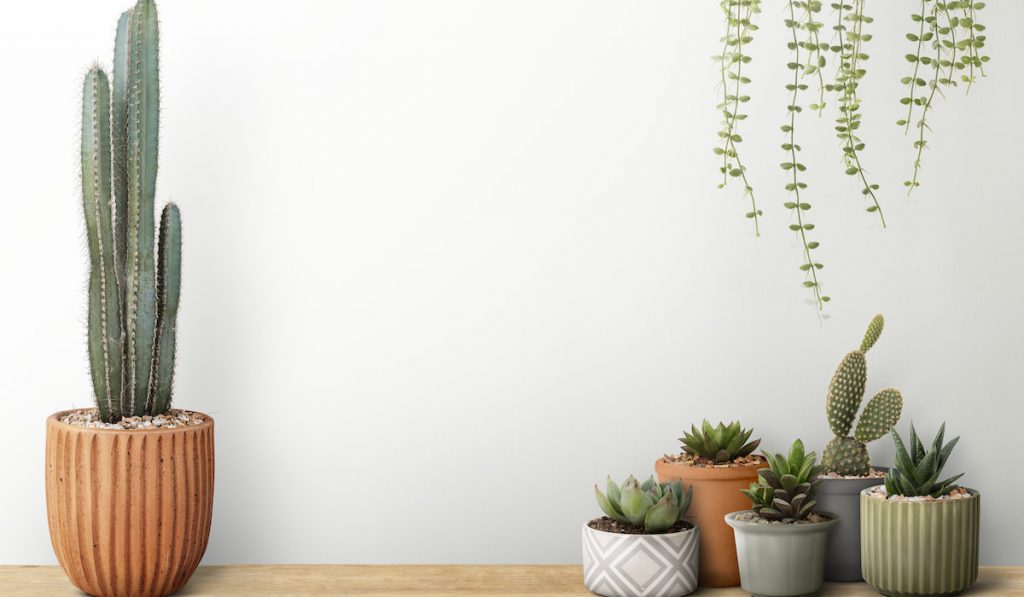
[725,510,838,597]
[860,488,980,596]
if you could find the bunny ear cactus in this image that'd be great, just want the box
[594,476,693,534]
[822,315,903,476]
[81,0,182,423]
[741,439,824,523]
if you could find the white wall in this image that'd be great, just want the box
[1,1,1022,565]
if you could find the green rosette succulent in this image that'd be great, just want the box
[823,314,903,475]
[594,476,693,534]
[679,420,761,464]
[742,439,824,522]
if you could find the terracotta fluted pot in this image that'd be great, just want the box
[45,411,215,597]
[655,457,767,587]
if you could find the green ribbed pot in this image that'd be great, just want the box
[860,488,980,597]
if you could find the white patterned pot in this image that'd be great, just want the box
[582,522,699,597]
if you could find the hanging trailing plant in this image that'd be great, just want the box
[782,0,828,310]
[829,0,885,226]
[899,0,988,193]
[707,1,991,312]
[714,0,763,236]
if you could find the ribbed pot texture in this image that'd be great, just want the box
[861,488,980,597]
[45,411,215,597]
[817,470,887,582]
[655,457,767,587]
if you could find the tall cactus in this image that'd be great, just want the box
[822,315,903,476]
[81,0,182,422]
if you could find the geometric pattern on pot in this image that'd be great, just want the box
[861,489,980,597]
[582,524,699,597]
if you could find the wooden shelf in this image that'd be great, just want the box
[0,565,1020,595]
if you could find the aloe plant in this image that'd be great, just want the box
[885,423,963,498]
[82,0,181,423]
[594,476,693,534]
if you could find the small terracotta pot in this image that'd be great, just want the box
[45,410,215,597]
[654,457,767,587]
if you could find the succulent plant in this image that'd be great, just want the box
[741,439,824,523]
[822,314,903,476]
[884,423,963,498]
[594,476,693,534]
[82,0,182,423]
[680,420,761,464]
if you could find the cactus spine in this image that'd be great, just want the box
[822,315,903,476]
[81,0,181,422]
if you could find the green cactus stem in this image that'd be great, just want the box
[124,0,160,415]
[822,314,903,476]
[82,67,124,422]
[860,314,884,352]
[79,0,183,422]
[825,351,866,438]
[150,204,181,414]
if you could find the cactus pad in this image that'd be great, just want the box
[855,388,903,443]
[826,351,867,437]
[860,314,885,353]
[822,436,870,476]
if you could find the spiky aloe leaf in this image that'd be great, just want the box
[855,387,903,443]
[910,424,925,463]
[860,314,885,352]
[788,439,806,471]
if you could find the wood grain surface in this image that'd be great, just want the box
[1,565,1020,596]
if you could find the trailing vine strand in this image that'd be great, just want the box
[714,0,763,236]
[783,1,828,310]
[801,1,828,116]
[829,0,884,225]
[899,1,989,193]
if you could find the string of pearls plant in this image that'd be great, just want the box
[900,0,988,193]
[829,0,885,225]
[715,0,763,236]
[710,1,990,311]
[783,1,827,310]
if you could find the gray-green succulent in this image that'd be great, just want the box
[82,0,182,423]
[885,423,963,498]
[822,314,903,476]
[680,420,761,464]
[594,476,693,534]
[742,439,824,522]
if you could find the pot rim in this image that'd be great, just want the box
[655,456,768,480]
[47,409,214,434]
[859,486,980,502]
[582,520,699,540]
[724,509,840,533]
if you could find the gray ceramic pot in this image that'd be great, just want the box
[817,469,887,582]
[582,522,699,597]
[725,510,839,597]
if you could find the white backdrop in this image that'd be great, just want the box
[1,1,1022,565]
